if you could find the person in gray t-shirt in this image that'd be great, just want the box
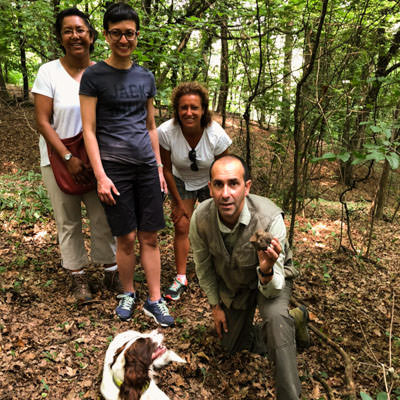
[80,2,173,327]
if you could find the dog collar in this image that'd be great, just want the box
[113,374,123,388]
[112,374,150,394]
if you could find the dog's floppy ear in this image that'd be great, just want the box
[119,337,155,400]
[152,349,186,369]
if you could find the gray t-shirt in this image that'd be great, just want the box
[80,61,156,165]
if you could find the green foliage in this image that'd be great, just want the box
[350,122,400,169]
[0,170,52,225]
[321,264,331,283]
[1,0,400,215]
[312,120,399,170]
[360,391,389,400]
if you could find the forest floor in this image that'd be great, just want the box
[0,100,399,400]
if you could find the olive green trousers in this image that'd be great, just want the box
[220,282,300,400]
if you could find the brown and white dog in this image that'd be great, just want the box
[100,330,186,400]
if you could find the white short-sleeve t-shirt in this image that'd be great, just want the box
[157,119,232,191]
[32,59,83,166]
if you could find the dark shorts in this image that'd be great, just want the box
[173,175,210,202]
[102,161,165,236]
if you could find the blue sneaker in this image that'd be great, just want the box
[116,293,136,321]
[143,298,174,327]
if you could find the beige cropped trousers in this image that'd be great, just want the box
[41,166,116,270]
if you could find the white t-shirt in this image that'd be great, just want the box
[32,59,83,166]
[157,119,232,191]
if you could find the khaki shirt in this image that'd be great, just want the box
[190,195,287,309]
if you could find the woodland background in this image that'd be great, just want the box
[0,0,400,399]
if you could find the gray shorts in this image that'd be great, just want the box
[173,175,210,202]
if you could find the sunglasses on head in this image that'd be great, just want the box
[188,149,199,171]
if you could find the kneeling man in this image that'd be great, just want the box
[189,154,302,399]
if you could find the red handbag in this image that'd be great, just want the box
[48,131,96,195]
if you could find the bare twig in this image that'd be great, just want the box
[22,109,37,134]
[358,321,381,366]
[291,298,356,399]
[313,373,335,400]
[308,324,356,399]
[389,293,395,370]
[390,199,400,222]
[357,293,396,398]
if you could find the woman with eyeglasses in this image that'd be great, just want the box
[79,3,174,327]
[32,8,117,304]
[158,82,232,302]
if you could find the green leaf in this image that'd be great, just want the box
[337,152,350,162]
[351,155,366,165]
[134,271,146,282]
[365,151,385,162]
[311,152,337,163]
[360,392,373,400]
[41,379,49,391]
[370,125,381,133]
[383,129,392,139]
[386,152,399,170]
[377,392,388,400]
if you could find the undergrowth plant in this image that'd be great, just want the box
[0,170,52,225]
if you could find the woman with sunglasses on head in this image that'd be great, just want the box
[80,3,173,327]
[32,8,117,304]
[158,82,232,302]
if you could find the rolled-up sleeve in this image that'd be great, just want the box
[189,210,220,306]
[258,214,287,299]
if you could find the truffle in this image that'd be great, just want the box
[250,230,273,251]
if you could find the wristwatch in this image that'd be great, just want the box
[257,266,274,278]
[64,153,72,161]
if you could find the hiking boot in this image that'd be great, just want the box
[71,273,92,303]
[143,298,174,327]
[289,305,311,350]
[103,270,123,293]
[164,278,187,301]
[116,293,136,321]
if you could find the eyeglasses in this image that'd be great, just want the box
[189,149,199,171]
[107,29,138,42]
[62,28,89,37]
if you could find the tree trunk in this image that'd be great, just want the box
[0,62,10,101]
[191,33,213,83]
[19,40,29,100]
[242,0,264,178]
[279,24,293,133]
[288,0,329,246]
[50,0,61,59]
[347,27,400,185]
[375,109,400,219]
[143,0,152,25]
[374,159,391,219]
[216,18,229,128]
[16,1,28,100]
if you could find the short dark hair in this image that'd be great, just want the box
[55,8,98,54]
[171,82,212,128]
[210,154,250,182]
[103,2,140,31]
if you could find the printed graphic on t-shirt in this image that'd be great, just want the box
[109,83,147,118]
